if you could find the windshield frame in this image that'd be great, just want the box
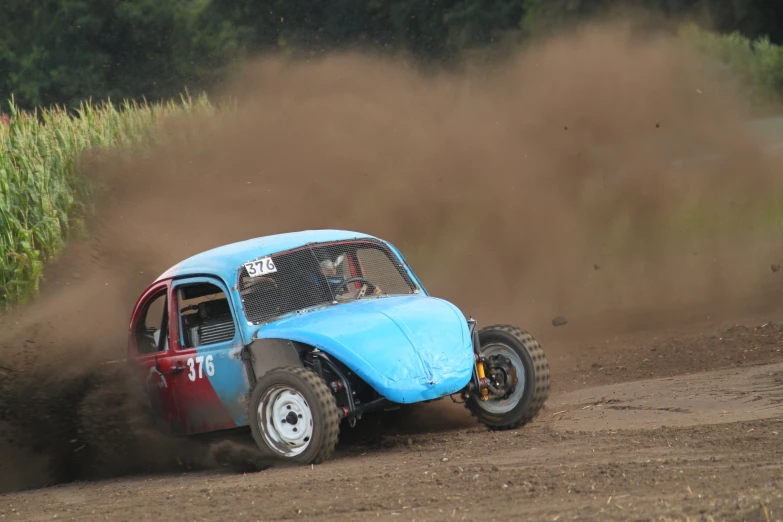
[235,238,420,326]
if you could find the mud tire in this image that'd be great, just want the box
[465,324,550,430]
[248,366,340,465]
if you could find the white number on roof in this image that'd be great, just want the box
[244,256,278,277]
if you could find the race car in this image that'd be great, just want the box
[129,230,550,464]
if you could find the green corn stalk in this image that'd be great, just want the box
[0,92,218,311]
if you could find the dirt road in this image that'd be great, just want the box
[2,312,782,522]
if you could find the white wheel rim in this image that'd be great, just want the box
[258,385,314,457]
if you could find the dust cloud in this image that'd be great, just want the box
[2,18,782,492]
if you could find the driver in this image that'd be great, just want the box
[319,258,382,299]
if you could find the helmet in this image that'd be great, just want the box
[319,255,347,290]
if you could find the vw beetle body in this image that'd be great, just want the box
[128,230,549,463]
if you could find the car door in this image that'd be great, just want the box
[167,275,253,435]
[127,280,182,433]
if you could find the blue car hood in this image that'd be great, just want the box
[253,295,474,403]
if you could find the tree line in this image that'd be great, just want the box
[1,0,782,112]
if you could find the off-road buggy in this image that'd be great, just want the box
[129,230,550,464]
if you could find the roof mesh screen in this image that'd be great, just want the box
[238,239,417,325]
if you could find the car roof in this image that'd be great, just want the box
[155,229,379,283]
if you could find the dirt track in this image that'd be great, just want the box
[2,310,782,521]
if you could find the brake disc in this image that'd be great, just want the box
[486,354,517,399]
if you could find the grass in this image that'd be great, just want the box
[0,93,216,311]
[679,23,783,115]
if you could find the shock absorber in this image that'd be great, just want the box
[468,318,490,401]
[476,353,489,401]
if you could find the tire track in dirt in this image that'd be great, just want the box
[546,361,783,431]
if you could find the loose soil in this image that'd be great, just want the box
[2,311,782,521]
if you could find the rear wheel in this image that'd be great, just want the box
[248,366,340,464]
[465,325,550,430]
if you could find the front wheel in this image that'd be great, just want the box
[465,325,550,430]
[248,366,340,464]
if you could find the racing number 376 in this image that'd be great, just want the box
[244,256,277,278]
[187,355,215,381]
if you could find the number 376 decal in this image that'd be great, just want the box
[243,256,277,277]
[187,355,215,382]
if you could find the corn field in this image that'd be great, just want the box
[0,93,215,311]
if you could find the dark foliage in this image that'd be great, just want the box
[1,0,782,111]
